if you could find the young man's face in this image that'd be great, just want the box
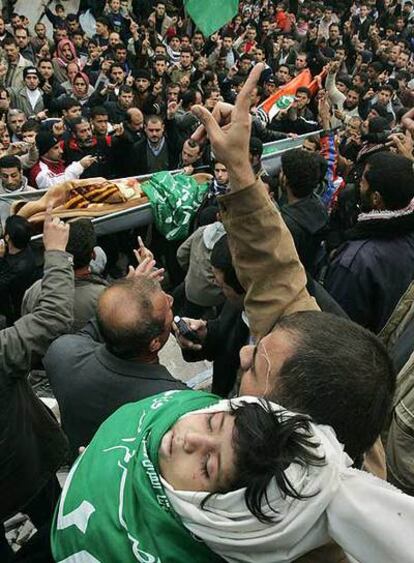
[91,114,108,135]
[23,130,37,144]
[54,29,68,42]
[118,90,134,108]
[110,0,121,12]
[115,48,127,63]
[329,25,340,41]
[4,44,19,63]
[155,3,166,16]
[0,90,9,111]
[145,119,164,144]
[180,52,193,69]
[277,66,290,84]
[254,49,265,63]
[154,60,166,75]
[111,67,125,84]
[45,142,63,162]
[377,89,392,105]
[0,166,22,190]
[214,162,228,184]
[295,91,309,109]
[192,34,204,49]
[181,140,201,165]
[64,105,82,120]
[169,37,181,51]
[155,45,167,56]
[24,74,39,91]
[35,23,46,38]
[167,87,180,103]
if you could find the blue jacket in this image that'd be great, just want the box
[325,233,414,333]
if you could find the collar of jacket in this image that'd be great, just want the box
[67,136,98,151]
[95,345,175,380]
[346,206,414,241]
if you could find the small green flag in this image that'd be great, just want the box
[185,0,239,37]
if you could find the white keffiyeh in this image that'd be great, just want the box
[162,396,414,563]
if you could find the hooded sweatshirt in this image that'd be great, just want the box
[177,222,226,307]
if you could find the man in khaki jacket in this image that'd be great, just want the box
[189,63,395,562]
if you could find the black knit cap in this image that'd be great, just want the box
[36,131,59,156]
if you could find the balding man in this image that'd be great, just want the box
[111,108,144,176]
[44,274,186,460]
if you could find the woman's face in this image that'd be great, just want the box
[74,76,87,95]
[159,411,236,493]
[1,128,10,149]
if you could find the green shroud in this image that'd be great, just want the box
[51,390,224,562]
[142,172,208,241]
[185,0,239,37]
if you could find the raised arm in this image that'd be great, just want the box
[191,64,317,340]
[0,209,74,377]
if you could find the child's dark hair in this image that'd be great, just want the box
[230,400,325,523]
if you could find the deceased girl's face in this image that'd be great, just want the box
[159,411,236,493]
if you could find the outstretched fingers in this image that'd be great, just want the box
[191,105,223,145]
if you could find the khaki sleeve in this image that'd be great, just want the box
[219,179,318,340]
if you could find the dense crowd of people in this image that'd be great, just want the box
[1,0,414,561]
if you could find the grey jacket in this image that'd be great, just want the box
[0,250,74,521]
[380,281,414,495]
[177,222,226,307]
[44,320,187,459]
[0,54,32,89]
[8,86,45,117]
[23,273,109,332]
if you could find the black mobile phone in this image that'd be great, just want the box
[174,316,201,344]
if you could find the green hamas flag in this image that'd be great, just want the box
[185,0,239,37]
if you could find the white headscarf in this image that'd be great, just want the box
[162,396,414,563]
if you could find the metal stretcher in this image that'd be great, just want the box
[0,131,319,238]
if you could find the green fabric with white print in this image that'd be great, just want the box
[142,172,209,241]
[51,390,223,563]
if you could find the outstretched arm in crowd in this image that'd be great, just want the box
[0,208,74,378]
[191,64,318,341]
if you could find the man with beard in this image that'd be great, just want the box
[63,117,113,178]
[126,114,179,175]
[325,152,414,333]
[133,69,151,112]
[326,61,362,127]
